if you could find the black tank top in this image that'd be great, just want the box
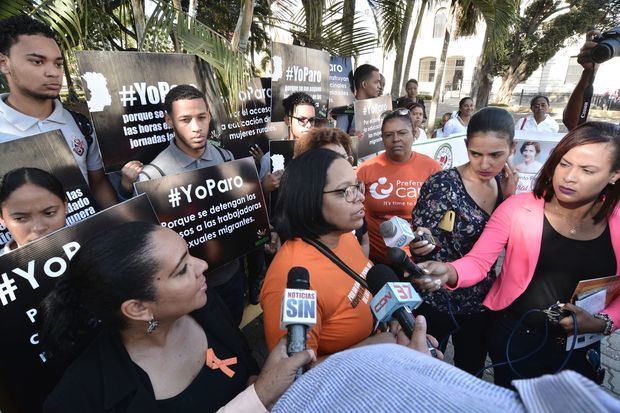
[508,216,615,316]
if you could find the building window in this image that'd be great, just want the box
[419,57,436,82]
[433,8,447,38]
[444,57,465,90]
[565,56,581,84]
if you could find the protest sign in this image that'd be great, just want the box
[355,96,392,158]
[0,131,98,250]
[329,56,354,109]
[0,195,157,413]
[512,130,564,193]
[217,77,274,159]
[270,43,330,122]
[134,158,270,271]
[411,133,468,170]
[269,140,296,173]
[76,52,227,172]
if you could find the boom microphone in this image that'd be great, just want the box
[281,267,317,378]
[367,264,437,357]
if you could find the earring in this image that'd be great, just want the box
[611,181,616,186]
[147,317,159,334]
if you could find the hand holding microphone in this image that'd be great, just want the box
[367,264,439,357]
[379,216,440,255]
[280,267,317,379]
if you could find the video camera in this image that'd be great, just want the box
[591,26,620,63]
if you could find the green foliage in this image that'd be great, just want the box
[367,0,409,53]
[263,0,378,56]
[455,0,518,54]
[494,0,614,79]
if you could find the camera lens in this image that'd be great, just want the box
[591,43,614,64]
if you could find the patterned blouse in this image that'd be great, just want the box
[412,168,503,314]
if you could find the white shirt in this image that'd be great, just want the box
[0,94,104,181]
[442,117,468,136]
[417,128,428,141]
[517,114,559,133]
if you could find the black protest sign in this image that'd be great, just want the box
[75,52,227,172]
[0,195,157,413]
[270,43,330,122]
[217,77,273,159]
[0,131,98,250]
[354,96,393,158]
[267,140,295,215]
[134,158,270,271]
[329,56,354,109]
[268,140,296,174]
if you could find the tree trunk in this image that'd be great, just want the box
[231,0,254,53]
[402,0,427,88]
[342,0,355,38]
[495,60,528,104]
[131,0,146,47]
[171,0,182,52]
[188,0,198,18]
[61,49,78,104]
[473,31,494,109]
[428,5,454,128]
[390,0,414,97]
[301,0,325,49]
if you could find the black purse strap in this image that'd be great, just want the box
[301,237,368,290]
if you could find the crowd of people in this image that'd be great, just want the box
[0,13,619,413]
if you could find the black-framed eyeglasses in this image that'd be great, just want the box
[291,116,323,127]
[323,182,365,203]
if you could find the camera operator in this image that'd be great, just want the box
[564,29,619,130]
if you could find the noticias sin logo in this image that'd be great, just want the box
[369,177,393,200]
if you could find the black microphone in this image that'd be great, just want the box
[367,264,438,357]
[282,267,317,378]
[387,247,427,279]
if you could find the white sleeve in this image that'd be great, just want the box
[216,384,268,413]
[86,129,105,171]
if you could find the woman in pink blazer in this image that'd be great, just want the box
[417,122,620,387]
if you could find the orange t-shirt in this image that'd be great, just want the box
[260,232,374,356]
[357,152,441,264]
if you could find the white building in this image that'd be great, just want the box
[355,0,620,102]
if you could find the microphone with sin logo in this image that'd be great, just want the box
[280,267,317,378]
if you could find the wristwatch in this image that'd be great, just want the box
[593,313,614,336]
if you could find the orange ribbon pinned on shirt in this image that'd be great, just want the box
[205,348,237,378]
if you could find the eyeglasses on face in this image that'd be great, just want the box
[323,182,365,203]
[291,116,325,127]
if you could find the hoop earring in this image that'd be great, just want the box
[147,317,159,334]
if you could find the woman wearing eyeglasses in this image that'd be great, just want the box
[357,109,442,265]
[261,149,398,358]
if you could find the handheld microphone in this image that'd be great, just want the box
[280,267,317,378]
[380,216,441,252]
[387,247,427,279]
[367,264,437,357]
[379,216,415,248]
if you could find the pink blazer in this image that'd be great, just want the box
[451,192,620,328]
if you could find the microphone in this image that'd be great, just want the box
[387,247,427,279]
[367,264,437,357]
[280,267,317,378]
[379,216,415,248]
[380,216,441,252]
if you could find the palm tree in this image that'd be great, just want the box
[427,0,516,124]
[367,0,416,97]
